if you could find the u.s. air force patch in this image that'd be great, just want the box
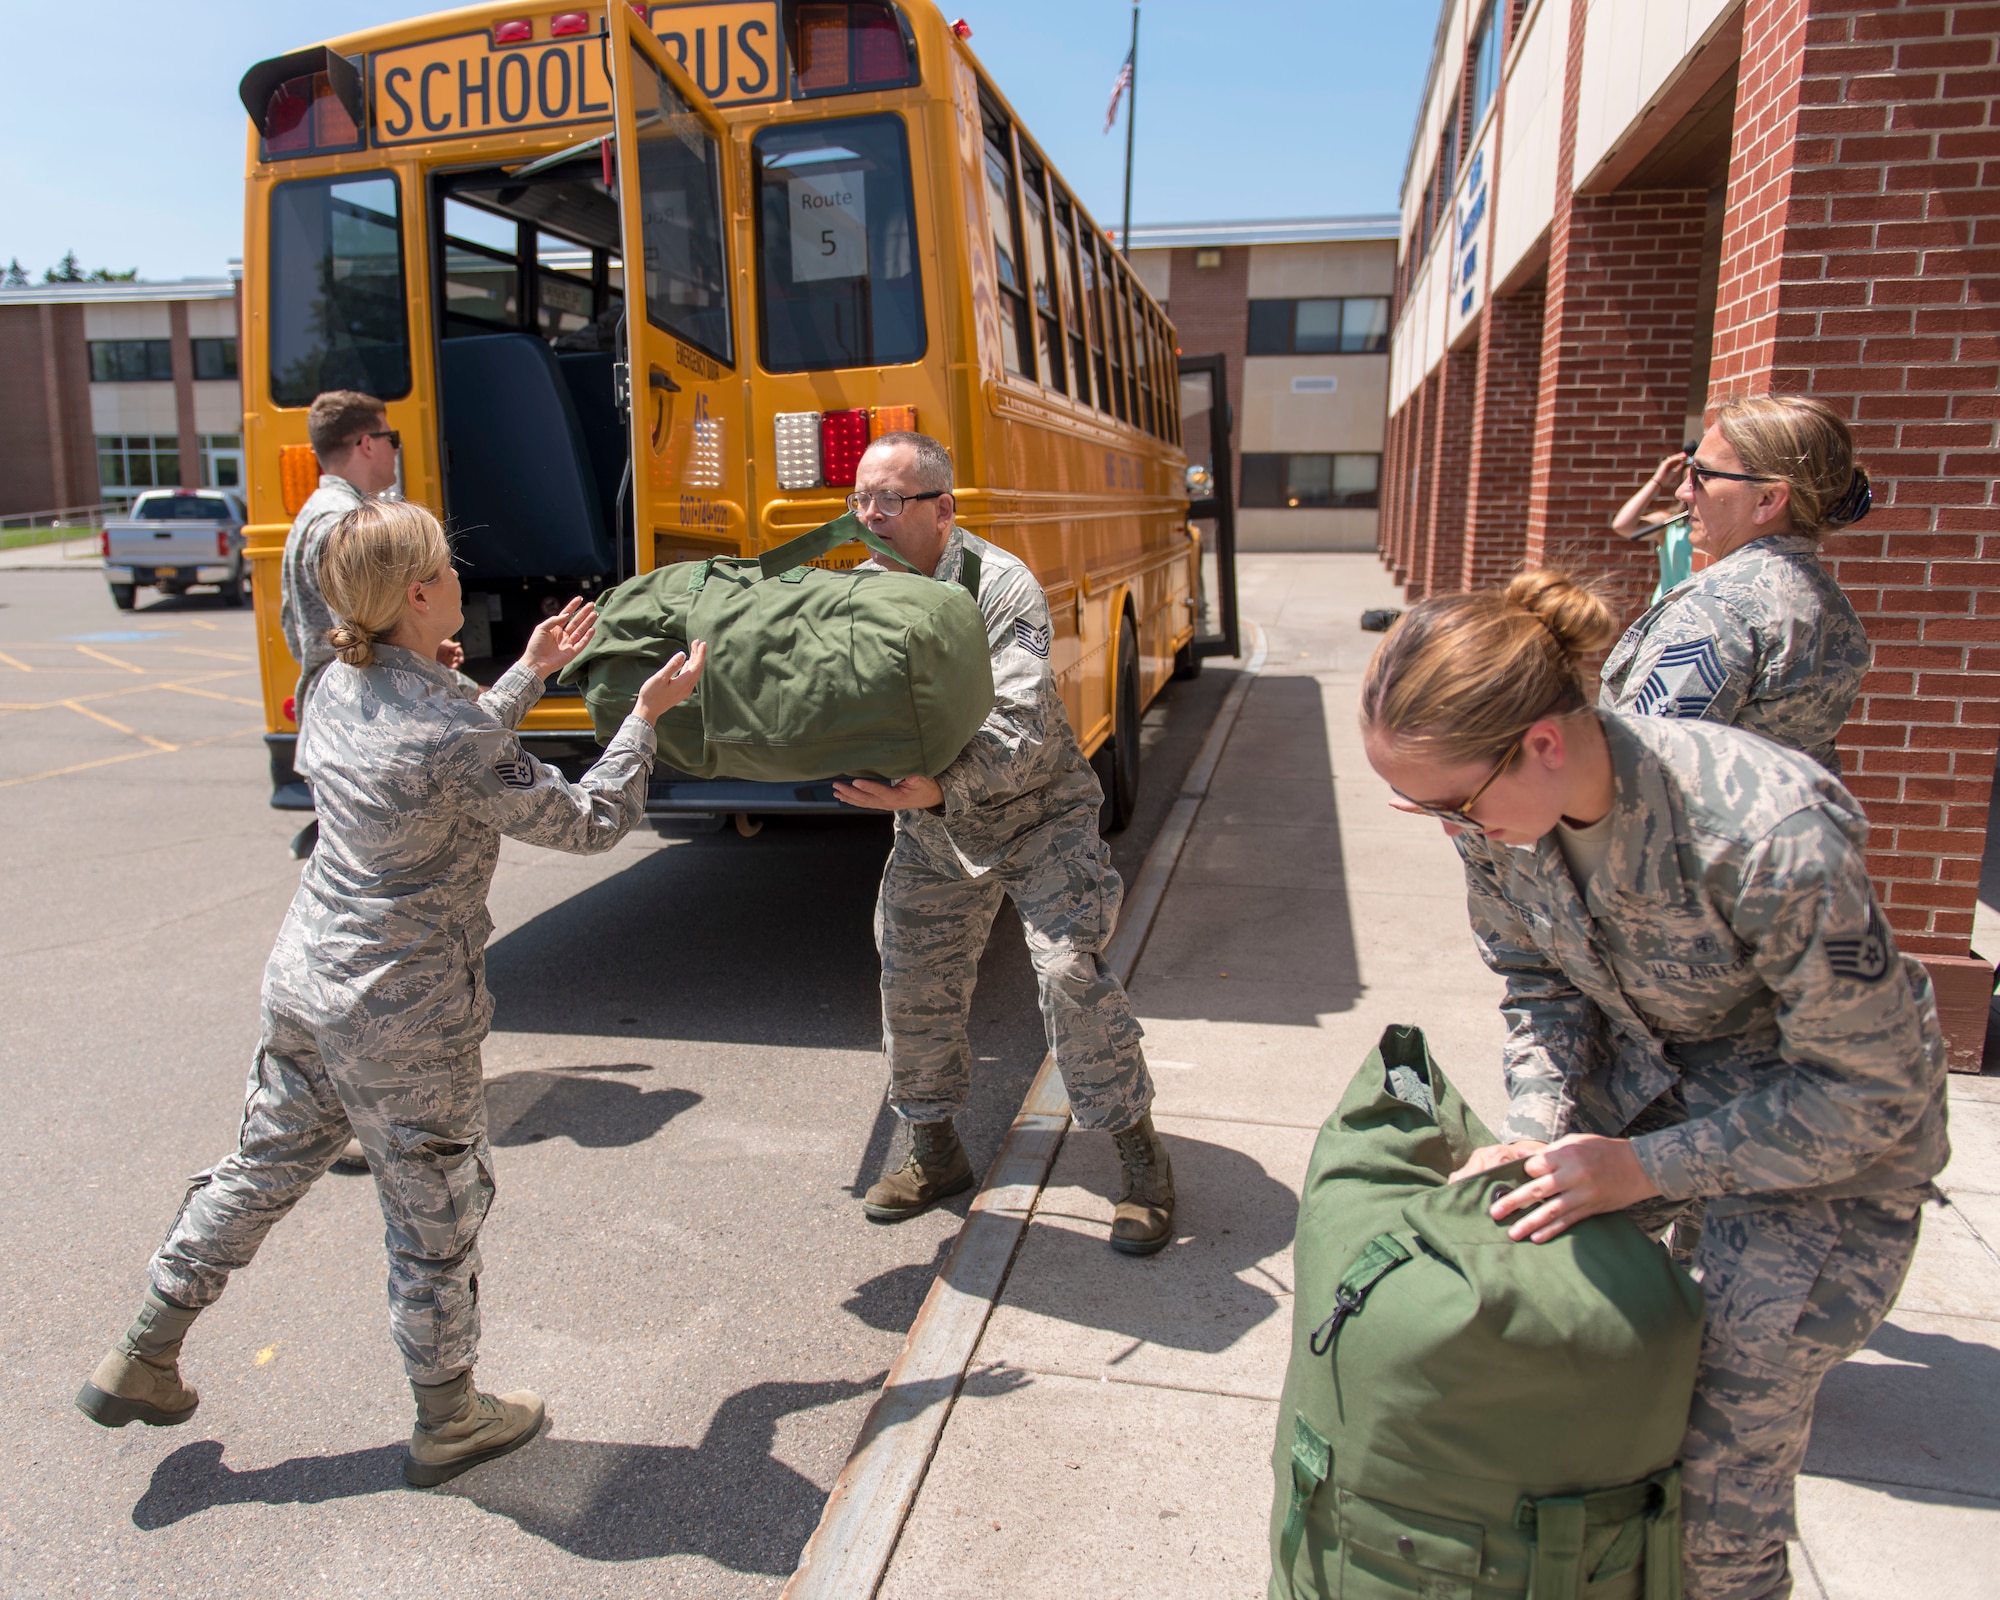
[1631,637,1729,720]
[1826,905,1892,983]
[493,752,537,790]
[1014,619,1052,658]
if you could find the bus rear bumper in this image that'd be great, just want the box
[264,732,853,818]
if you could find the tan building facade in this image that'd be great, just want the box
[1125,218,1398,551]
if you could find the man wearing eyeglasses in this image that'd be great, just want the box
[833,432,1174,1256]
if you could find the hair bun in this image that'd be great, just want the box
[1501,569,1619,657]
[327,619,376,668]
[1827,467,1872,527]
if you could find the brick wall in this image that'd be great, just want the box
[1462,282,1546,589]
[1165,246,1250,455]
[1709,1,2000,1019]
[0,303,92,516]
[1421,344,1479,598]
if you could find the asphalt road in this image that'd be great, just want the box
[0,566,1233,1597]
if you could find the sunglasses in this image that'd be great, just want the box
[364,428,402,450]
[1683,459,1776,491]
[1390,735,1524,833]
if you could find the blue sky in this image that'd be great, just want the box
[0,1,1436,283]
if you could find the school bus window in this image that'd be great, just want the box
[1126,274,1153,435]
[979,114,1030,378]
[754,114,925,373]
[441,198,521,334]
[628,43,733,365]
[791,0,918,97]
[1017,152,1062,393]
[1076,226,1108,413]
[269,173,410,408]
[1052,196,1090,409]
[536,236,598,342]
[1097,239,1127,422]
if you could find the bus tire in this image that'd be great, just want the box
[1095,609,1142,834]
[110,585,136,611]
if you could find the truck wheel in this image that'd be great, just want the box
[220,576,246,608]
[110,585,136,611]
[1094,610,1143,834]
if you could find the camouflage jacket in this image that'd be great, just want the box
[280,475,364,725]
[265,646,655,1057]
[864,527,1101,872]
[1599,532,1871,771]
[1458,712,1946,1204]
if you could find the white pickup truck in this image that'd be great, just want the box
[102,490,251,611]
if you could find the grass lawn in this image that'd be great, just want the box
[0,525,98,553]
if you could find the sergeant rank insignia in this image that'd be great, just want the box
[493,753,537,789]
[1014,619,1052,658]
[1631,637,1728,719]
[1826,905,1892,983]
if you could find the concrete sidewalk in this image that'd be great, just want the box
[872,553,2000,1598]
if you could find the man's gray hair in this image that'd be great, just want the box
[868,431,954,493]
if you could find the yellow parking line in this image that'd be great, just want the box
[0,650,32,672]
[0,724,260,790]
[156,682,264,707]
[63,700,137,735]
[186,618,220,632]
[171,646,252,664]
[140,735,179,752]
[75,644,145,674]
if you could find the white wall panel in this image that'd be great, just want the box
[1572,0,1735,185]
[187,301,239,338]
[1246,241,1397,299]
[83,303,171,339]
[90,384,178,434]
[193,383,242,434]
[1490,0,1570,289]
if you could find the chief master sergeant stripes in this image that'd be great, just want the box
[833,431,1176,1256]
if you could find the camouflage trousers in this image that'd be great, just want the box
[149,1006,495,1385]
[879,808,1154,1133]
[1680,1187,1927,1600]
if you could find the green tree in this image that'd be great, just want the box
[3,259,28,288]
[86,266,138,282]
[44,251,84,283]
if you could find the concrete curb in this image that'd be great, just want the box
[782,622,1271,1600]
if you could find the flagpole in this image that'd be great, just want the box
[1120,0,1139,258]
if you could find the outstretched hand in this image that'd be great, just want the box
[634,639,706,721]
[520,597,598,680]
[834,775,944,812]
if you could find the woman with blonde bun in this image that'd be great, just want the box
[77,498,705,1488]
[1360,569,1946,1600]
[1601,394,1873,772]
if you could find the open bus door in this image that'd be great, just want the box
[1177,352,1240,660]
[605,4,744,575]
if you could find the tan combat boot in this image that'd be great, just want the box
[77,1288,202,1428]
[863,1117,974,1221]
[1110,1113,1175,1256]
[404,1372,546,1487]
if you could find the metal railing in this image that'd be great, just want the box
[0,503,113,560]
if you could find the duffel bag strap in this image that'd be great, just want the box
[958,547,982,600]
[1276,1413,1331,1600]
[1644,1468,1682,1600]
[1526,1498,1588,1600]
[1308,1232,1413,1356]
[757,511,903,579]
[1516,1468,1682,1600]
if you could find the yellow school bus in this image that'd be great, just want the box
[237,0,1230,829]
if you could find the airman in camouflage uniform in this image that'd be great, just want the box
[1600,532,1871,773]
[280,473,362,722]
[836,433,1170,1254]
[1458,711,1947,1600]
[80,633,665,1483]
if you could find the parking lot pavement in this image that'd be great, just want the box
[0,565,1233,1598]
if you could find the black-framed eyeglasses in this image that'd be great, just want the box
[1389,735,1524,833]
[1683,459,1775,491]
[846,488,945,518]
[365,428,402,451]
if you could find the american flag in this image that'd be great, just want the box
[1103,53,1133,134]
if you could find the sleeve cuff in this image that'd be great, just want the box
[496,662,544,706]
[611,713,657,761]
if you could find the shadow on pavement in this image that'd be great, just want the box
[844,1237,957,1332]
[132,1375,883,1572]
[1806,1317,2000,1497]
[1127,674,1362,1027]
[483,1062,701,1148]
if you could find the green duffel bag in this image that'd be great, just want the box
[559,513,994,781]
[1271,1025,1705,1600]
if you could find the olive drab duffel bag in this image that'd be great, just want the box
[558,512,994,781]
[1271,1025,1705,1600]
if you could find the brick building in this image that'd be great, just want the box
[1386,0,2000,1067]
[1124,217,1399,550]
[0,276,244,519]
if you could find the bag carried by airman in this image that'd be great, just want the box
[1270,1024,1705,1600]
[560,514,994,781]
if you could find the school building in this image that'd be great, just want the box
[1124,216,1399,551]
[0,275,244,520]
[1384,0,2000,1067]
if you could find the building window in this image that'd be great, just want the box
[192,338,238,380]
[98,435,183,503]
[89,340,173,382]
[1240,452,1381,510]
[200,433,243,489]
[1470,3,1501,131]
[1247,298,1391,355]
[1194,248,1222,270]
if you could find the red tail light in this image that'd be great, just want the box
[820,410,870,487]
[217,531,231,558]
[493,19,532,43]
[100,528,109,559]
[549,12,589,36]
